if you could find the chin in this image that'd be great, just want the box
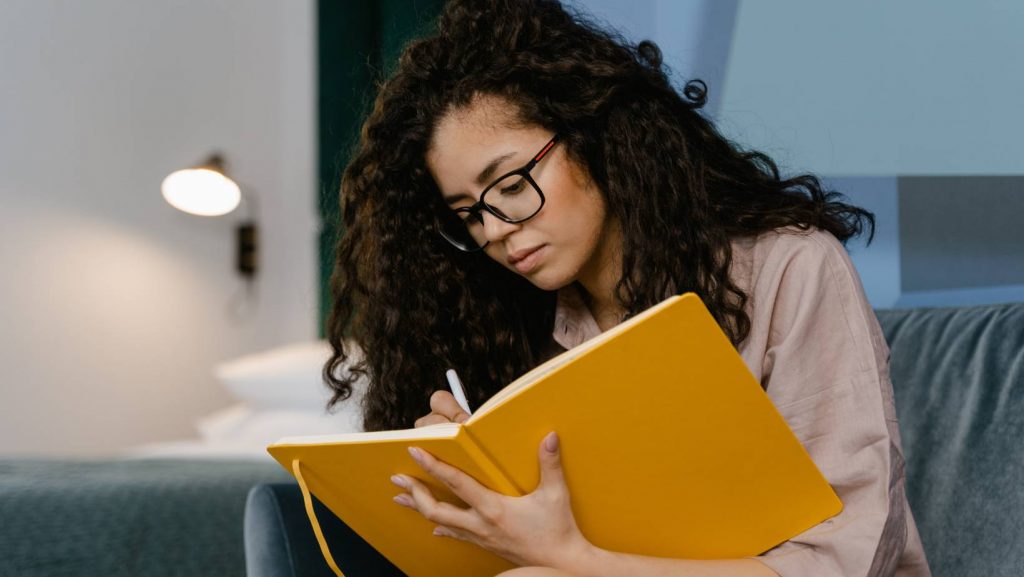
[519,268,573,292]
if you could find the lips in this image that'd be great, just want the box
[507,245,544,266]
[507,245,547,274]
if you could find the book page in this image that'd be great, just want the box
[273,422,461,447]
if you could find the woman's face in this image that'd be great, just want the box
[426,96,618,292]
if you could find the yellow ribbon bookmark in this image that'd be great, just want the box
[292,459,346,577]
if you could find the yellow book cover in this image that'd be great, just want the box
[267,293,843,577]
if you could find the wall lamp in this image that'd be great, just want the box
[161,153,258,279]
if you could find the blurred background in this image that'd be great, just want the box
[1,0,1021,459]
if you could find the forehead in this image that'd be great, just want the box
[426,96,548,197]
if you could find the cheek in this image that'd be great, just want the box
[483,244,507,266]
[543,189,606,247]
[532,192,607,278]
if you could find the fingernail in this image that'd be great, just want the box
[390,474,409,488]
[393,494,413,507]
[432,527,447,537]
[544,432,559,453]
[408,447,424,463]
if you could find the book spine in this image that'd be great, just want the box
[461,427,526,495]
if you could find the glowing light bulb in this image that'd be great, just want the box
[161,167,241,216]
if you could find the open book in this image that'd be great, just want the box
[267,293,842,577]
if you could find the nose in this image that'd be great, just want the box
[480,211,521,243]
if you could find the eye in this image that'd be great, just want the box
[454,207,479,224]
[500,178,527,195]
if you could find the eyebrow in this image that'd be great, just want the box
[475,151,517,185]
[443,151,518,206]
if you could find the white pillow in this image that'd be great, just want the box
[195,402,364,444]
[214,340,365,411]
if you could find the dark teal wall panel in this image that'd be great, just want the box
[317,0,444,335]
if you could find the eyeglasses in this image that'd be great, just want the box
[438,134,560,252]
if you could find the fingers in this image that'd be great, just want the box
[537,431,566,492]
[407,447,494,511]
[413,391,471,428]
[429,390,471,423]
[391,472,481,533]
[431,524,471,540]
[414,413,452,428]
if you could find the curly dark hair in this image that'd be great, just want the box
[323,0,874,432]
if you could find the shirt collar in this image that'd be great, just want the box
[551,283,604,351]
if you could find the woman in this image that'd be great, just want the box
[323,0,931,575]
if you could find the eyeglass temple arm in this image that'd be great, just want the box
[526,134,560,170]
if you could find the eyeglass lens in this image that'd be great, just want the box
[441,173,543,251]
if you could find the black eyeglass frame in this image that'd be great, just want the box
[439,134,561,252]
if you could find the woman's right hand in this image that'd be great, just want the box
[414,390,471,427]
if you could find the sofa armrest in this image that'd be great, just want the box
[243,483,404,577]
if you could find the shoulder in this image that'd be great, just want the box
[729,225,860,305]
[731,225,849,272]
[730,225,887,383]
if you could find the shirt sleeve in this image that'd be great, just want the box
[745,230,910,577]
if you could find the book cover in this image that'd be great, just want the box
[268,293,842,577]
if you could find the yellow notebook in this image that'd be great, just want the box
[267,293,842,577]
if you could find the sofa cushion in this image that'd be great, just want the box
[875,302,1024,576]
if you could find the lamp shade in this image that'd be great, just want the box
[161,155,241,216]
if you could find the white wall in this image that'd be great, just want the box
[719,0,1024,176]
[0,0,317,457]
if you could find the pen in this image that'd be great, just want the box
[445,368,473,416]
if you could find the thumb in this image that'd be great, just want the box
[537,431,566,490]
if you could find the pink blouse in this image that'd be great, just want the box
[550,226,931,577]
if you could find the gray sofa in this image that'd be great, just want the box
[243,301,1024,577]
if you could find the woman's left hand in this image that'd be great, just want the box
[390,431,593,569]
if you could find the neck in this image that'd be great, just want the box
[576,220,625,331]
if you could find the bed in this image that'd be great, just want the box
[0,456,289,577]
[0,340,364,577]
